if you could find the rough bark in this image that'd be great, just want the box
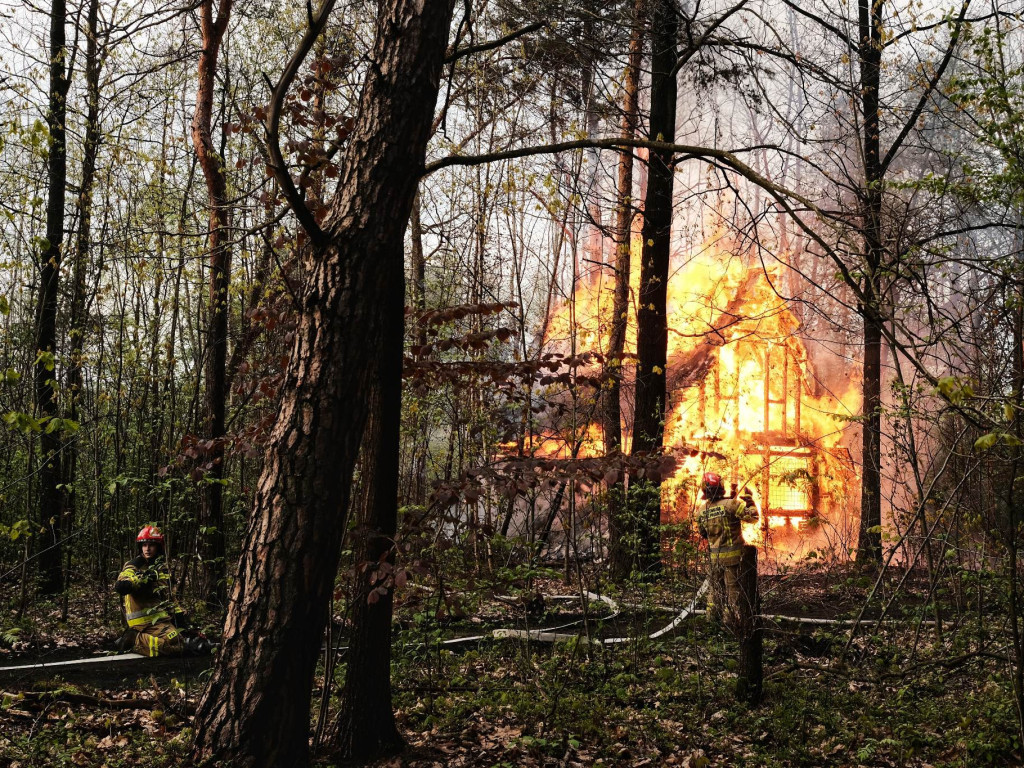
[856,0,884,563]
[630,0,676,576]
[191,0,234,609]
[191,0,454,765]
[606,0,645,579]
[332,272,405,760]
[36,0,70,596]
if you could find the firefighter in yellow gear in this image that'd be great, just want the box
[696,472,758,628]
[114,525,187,657]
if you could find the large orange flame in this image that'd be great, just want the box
[541,229,861,560]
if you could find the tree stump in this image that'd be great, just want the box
[735,544,763,704]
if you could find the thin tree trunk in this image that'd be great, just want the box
[192,0,454,764]
[606,0,644,579]
[603,0,644,455]
[630,0,676,576]
[1006,267,1024,749]
[36,0,71,596]
[856,0,884,563]
[191,0,234,609]
[408,190,430,506]
[63,0,103,615]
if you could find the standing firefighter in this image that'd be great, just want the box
[115,525,195,656]
[696,472,757,627]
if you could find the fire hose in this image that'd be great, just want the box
[491,579,710,645]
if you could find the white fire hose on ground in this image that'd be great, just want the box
[492,579,710,645]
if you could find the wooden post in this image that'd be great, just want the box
[736,544,763,704]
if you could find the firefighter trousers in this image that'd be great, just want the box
[708,562,743,630]
[132,619,184,657]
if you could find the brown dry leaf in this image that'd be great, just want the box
[97,734,129,750]
[492,724,522,743]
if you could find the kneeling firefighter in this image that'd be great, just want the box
[115,525,209,656]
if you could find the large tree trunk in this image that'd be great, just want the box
[856,0,884,563]
[191,0,234,609]
[630,0,676,577]
[331,276,405,760]
[606,0,644,579]
[192,1,454,765]
[36,0,70,596]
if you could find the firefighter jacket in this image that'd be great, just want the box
[697,497,758,565]
[114,556,183,629]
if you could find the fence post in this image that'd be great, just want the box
[736,544,763,704]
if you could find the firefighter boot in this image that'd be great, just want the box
[182,633,213,656]
[114,629,138,653]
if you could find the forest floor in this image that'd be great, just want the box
[0,562,1021,767]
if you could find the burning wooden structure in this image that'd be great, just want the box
[543,238,860,550]
[661,264,857,542]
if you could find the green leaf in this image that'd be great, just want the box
[34,350,55,372]
[3,411,41,434]
[974,432,1000,451]
[935,376,974,405]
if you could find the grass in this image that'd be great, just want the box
[2,565,1023,766]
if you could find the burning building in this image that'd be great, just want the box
[543,235,861,557]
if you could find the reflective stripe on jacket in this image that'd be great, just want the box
[117,558,174,628]
[698,498,757,565]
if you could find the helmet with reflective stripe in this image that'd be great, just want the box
[702,472,724,499]
[136,525,165,544]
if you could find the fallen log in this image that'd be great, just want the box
[1,689,157,709]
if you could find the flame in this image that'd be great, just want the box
[528,422,606,460]
[538,228,861,560]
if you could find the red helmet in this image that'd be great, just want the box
[136,525,165,544]
[702,472,724,497]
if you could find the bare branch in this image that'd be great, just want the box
[264,0,337,246]
[879,0,971,175]
[445,21,546,63]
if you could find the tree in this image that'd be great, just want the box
[191,0,455,764]
[191,0,235,610]
[629,0,677,577]
[736,0,971,562]
[943,13,1024,745]
[35,0,71,596]
[604,0,644,579]
[331,351,404,759]
[63,0,105,617]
